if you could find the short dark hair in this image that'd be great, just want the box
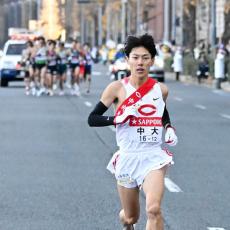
[48,40,56,46]
[26,40,33,47]
[124,34,157,58]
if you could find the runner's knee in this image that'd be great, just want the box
[125,216,138,225]
[120,209,139,225]
[146,202,162,220]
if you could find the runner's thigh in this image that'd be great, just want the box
[142,167,167,205]
[117,184,140,218]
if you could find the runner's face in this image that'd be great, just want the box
[127,46,154,78]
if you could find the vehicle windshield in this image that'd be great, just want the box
[6,44,26,55]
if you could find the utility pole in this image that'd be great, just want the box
[98,4,102,46]
[136,0,141,35]
[171,0,176,42]
[37,0,41,20]
[121,0,127,42]
[127,1,131,35]
[91,17,96,47]
[211,0,216,48]
[80,4,84,44]
[163,0,170,42]
[106,0,111,42]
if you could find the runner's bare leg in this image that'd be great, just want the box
[142,167,167,230]
[117,185,140,228]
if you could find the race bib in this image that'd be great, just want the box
[129,117,163,143]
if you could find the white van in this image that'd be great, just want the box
[0,40,27,87]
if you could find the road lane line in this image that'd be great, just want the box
[183,83,190,86]
[164,177,182,192]
[108,126,116,132]
[84,101,92,107]
[207,227,225,230]
[194,104,206,110]
[220,113,230,120]
[174,97,183,102]
[212,90,226,95]
[92,71,101,76]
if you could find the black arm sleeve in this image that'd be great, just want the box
[88,101,115,127]
[162,106,171,129]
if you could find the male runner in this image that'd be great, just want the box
[88,34,178,230]
[69,40,81,96]
[83,43,93,93]
[57,42,68,95]
[46,40,58,96]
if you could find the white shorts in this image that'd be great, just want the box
[106,148,173,189]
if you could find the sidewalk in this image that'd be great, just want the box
[166,72,230,92]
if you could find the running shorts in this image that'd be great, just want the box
[47,66,57,75]
[85,65,92,75]
[107,147,174,189]
[70,63,79,71]
[57,64,67,75]
[35,63,46,70]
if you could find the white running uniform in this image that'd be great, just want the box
[107,78,174,188]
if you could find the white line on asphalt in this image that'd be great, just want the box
[164,177,182,192]
[220,113,230,119]
[84,101,92,107]
[207,227,226,230]
[212,90,226,96]
[194,104,206,110]
[183,83,190,86]
[92,71,101,76]
[173,97,183,102]
[108,126,116,132]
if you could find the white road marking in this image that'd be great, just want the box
[194,104,206,110]
[84,101,92,107]
[183,83,190,86]
[108,126,116,132]
[212,90,226,95]
[92,71,101,76]
[174,97,183,102]
[207,227,226,230]
[220,113,230,119]
[164,177,182,192]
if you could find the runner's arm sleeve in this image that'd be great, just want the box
[88,101,115,127]
[162,106,172,129]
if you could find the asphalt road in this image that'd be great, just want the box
[0,64,229,230]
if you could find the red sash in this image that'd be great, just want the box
[115,77,157,117]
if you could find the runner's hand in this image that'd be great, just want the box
[114,105,139,124]
[165,127,178,146]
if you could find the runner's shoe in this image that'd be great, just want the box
[47,89,54,96]
[25,90,30,96]
[123,224,135,230]
[36,87,46,97]
[53,83,58,91]
[31,87,36,96]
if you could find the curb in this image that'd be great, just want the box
[166,72,230,93]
